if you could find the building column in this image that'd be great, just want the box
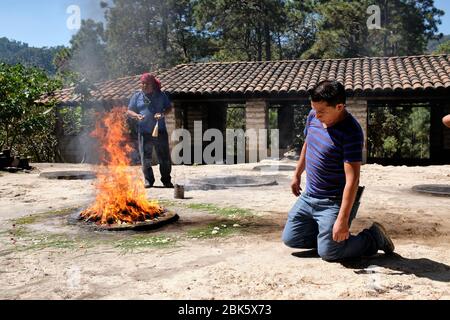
[245,99,269,162]
[346,98,368,164]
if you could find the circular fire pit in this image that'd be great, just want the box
[185,175,278,190]
[412,184,450,197]
[252,165,296,172]
[68,209,179,231]
[40,171,96,180]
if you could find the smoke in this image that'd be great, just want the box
[57,1,114,164]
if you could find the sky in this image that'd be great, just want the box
[0,0,449,48]
[0,0,107,47]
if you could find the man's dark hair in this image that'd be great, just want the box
[309,80,346,106]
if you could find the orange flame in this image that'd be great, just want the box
[80,106,163,225]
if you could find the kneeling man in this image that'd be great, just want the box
[282,80,394,262]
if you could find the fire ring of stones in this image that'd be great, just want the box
[68,209,179,231]
[40,171,96,180]
[412,184,450,197]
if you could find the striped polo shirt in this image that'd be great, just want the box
[304,109,364,199]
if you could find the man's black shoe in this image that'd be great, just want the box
[163,182,174,188]
[144,183,153,189]
[369,222,395,255]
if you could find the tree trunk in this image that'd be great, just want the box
[264,22,271,61]
[178,13,189,61]
[160,2,169,67]
[1,124,9,150]
[9,132,18,154]
[257,22,263,61]
[263,3,271,61]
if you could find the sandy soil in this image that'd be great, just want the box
[0,161,449,300]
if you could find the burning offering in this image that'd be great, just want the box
[78,107,178,230]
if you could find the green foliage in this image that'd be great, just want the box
[368,105,430,159]
[13,207,79,226]
[281,0,317,60]
[53,47,80,86]
[434,40,450,54]
[4,0,446,84]
[18,235,79,251]
[69,19,109,83]
[102,0,215,77]
[269,109,278,130]
[302,0,371,59]
[382,136,398,157]
[186,222,240,239]
[59,106,83,136]
[292,105,311,149]
[186,202,254,217]
[194,0,288,61]
[52,20,109,86]
[303,0,444,59]
[0,37,63,74]
[226,105,246,130]
[0,63,62,161]
[428,35,450,53]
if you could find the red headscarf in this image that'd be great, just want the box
[140,73,162,92]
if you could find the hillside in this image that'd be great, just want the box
[427,34,450,53]
[0,37,64,74]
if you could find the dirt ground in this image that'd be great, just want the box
[0,160,449,300]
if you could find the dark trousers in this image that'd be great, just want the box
[138,131,172,185]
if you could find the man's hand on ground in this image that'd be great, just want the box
[290,177,302,197]
[333,218,350,242]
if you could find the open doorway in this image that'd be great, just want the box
[368,102,431,165]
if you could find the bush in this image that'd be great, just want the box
[0,63,62,162]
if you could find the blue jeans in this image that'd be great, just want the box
[282,193,377,261]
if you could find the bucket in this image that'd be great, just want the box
[174,184,185,199]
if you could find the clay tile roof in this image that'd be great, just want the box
[44,54,450,104]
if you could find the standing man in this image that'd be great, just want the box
[282,80,395,262]
[127,73,174,188]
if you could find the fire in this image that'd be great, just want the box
[80,106,164,225]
